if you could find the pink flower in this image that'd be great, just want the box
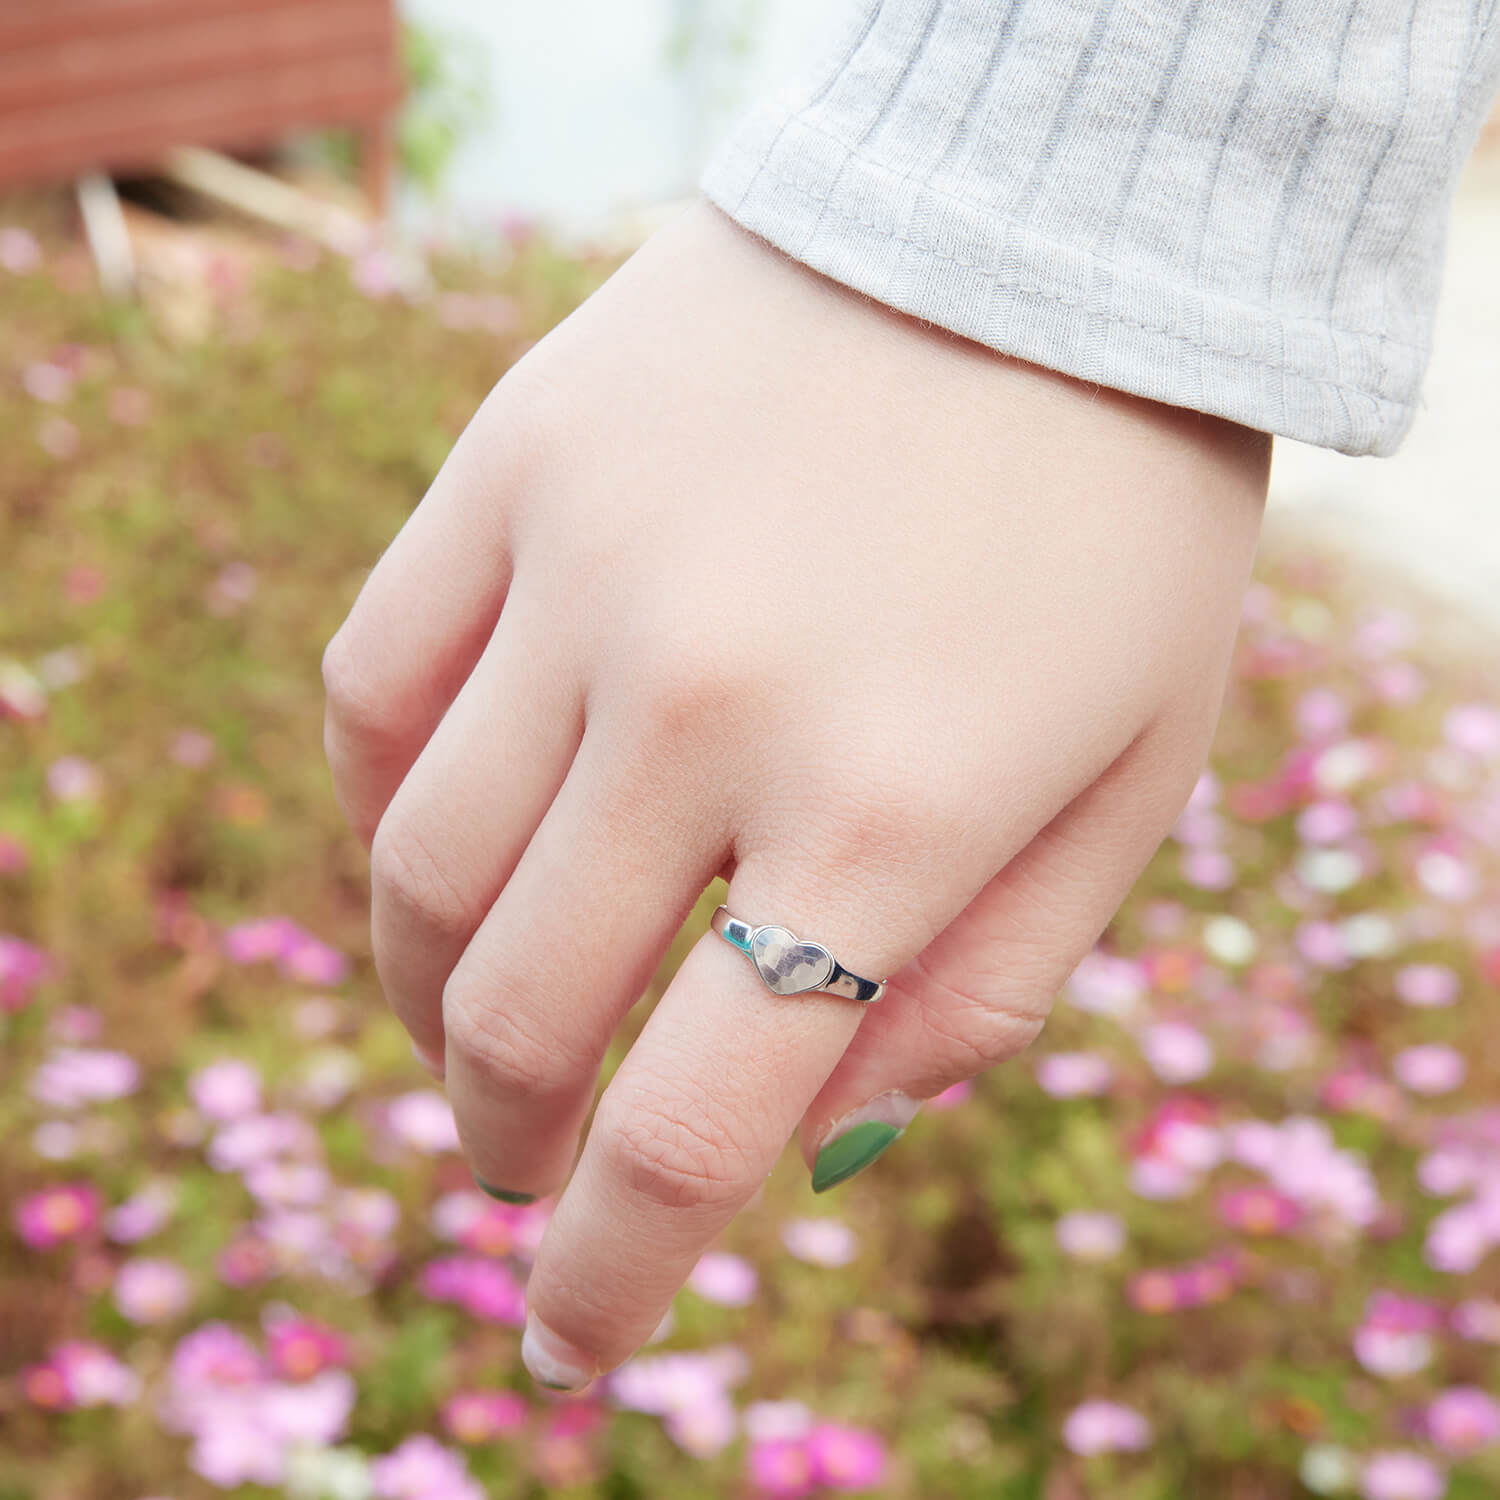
[0,935,49,1011]
[664,1390,739,1457]
[30,1047,139,1108]
[749,1437,816,1499]
[223,916,300,964]
[164,1322,264,1396]
[50,1005,100,1042]
[1065,952,1145,1018]
[223,917,349,984]
[443,1389,528,1443]
[386,1090,461,1153]
[1295,919,1351,969]
[23,1340,140,1409]
[781,1217,858,1267]
[1361,1451,1446,1500]
[1395,964,1459,1008]
[1181,848,1235,889]
[106,1180,176,1243]
[1055,1211,1126,1261]
[23,361,71,402]
[217,1234,276,1287]
[418,1255,526,1324]
[1423,1205,1491,1274]
[1372,661,1426,704]
[337,1186,401,1242]
[114,1257,192,1323]
[189,1059,262,1122]
[207,1112,319,1171]
[15,1183,101,1248]
[1444,703,1500,760]
[1062,1400,1151,1455]
[746,1401,815,1442]
[1218,1186,1301,1236]
[1129,1253,1239,1313]
[453,1200,526,1257]
[169,727,215,766]
[188,1416,285,1488]
[1353,607,1413,658]
[1354,1292,1439,1377]
[807,1423,887,1490]
[207,560,257,615]
[1453,1298,1500,1342]
[1130,1157,1198,1200]
[926,1079,973,1110]
[1297,799,1358,844]
[608,1347,748,1420]
[1229,1115,1380,1230]
[352,246,400,299]
[1036,1052,1114,1098]
[1426,1386,1500,1455]
[279,931,348,985]
[688,1250,759,1306]
[0,225,41,272]
[371,1434,484,1500]
[1296,687,1351,741]
[0,661,47,719]
[1141,1023,1213,1084]
[1415,844,1477,904]
[267,1316,349,1380]
[46,755,99,801]
[1393,1044,1466,1096]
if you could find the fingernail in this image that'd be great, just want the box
[476,1177,537,1205]
[522,1316,597,1392]
[812,1092,920,1193]
[411,1041,445,1078]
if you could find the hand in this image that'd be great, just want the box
[322,200,1270,1390]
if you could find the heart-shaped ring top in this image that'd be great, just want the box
[749,925,836,996]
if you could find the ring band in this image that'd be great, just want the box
[711,905,885,1003]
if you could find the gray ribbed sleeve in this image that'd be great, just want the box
[700,0,1500,456]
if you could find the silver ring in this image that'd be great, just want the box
[710,905,885,1003]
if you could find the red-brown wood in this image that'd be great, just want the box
[0,0,400,203]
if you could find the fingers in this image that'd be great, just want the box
[369,579,583,1065]
[322,392,529,845]
[798,716,1209,1190]
[517,838,991,1390]
[440,731,725,1204]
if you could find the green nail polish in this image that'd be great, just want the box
[477,1179,537,1205]
[812,1120,904,1193]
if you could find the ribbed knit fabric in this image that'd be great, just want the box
[701,0,1500,455]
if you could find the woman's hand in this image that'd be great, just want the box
[322,200,1269,1390]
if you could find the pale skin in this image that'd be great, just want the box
[322,199,1270,1391]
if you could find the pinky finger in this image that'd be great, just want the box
[799,714,1208,1191]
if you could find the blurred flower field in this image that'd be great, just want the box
[3,196,1500,1500]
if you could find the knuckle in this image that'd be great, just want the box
[321,626,398,748]
[370,818,474,942]
[908,951,1049,1070]
[594,1091,750,1216]
[626,638,759,756]
[810,757,970,872]
[442,975,584,1100]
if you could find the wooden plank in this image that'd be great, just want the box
[0,4,394,116]
[0,0,391,52]
[0,51,399,186]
